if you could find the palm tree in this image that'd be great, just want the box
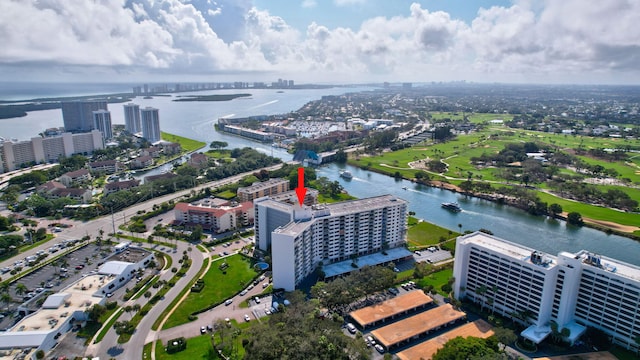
[458,223,462,233]
[14,283,28,297]
[1,293,12,307]
[475,285,488,312]
[124,305,133,319]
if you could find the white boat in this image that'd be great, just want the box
[339,170,353,180]
[441,202,462,212]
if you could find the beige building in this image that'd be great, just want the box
[174,198,254,233]
[237,178,289,202]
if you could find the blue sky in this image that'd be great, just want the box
[254,0,513,31]
[0,0,638,84]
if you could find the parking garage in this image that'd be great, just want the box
[395,319,494,360]
[348,291,433,329]
[370,304,466,350]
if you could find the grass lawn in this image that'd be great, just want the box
[407,219,458,248]
[536,192,640,228]
[215,190,236,199]
[163,254,258,329]
[348,125,640,231]
[161,132,206,152]
[317,192,357,203]
[416,268,454,296]
[155,334,214,360]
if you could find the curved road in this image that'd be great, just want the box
[0,163,286,360]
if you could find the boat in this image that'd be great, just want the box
[339,170,353,180]
[441,202,462,212]
[402,186,408,190]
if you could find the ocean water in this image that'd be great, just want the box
[0,84,375,141]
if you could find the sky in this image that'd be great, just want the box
[1,0,639,85]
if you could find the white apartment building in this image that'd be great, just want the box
[453,232,640,351]
[0,130,103,173]
[141,107,161,143]
[123,103,141,134]
[269,195,408,291]
[93,109,113,140]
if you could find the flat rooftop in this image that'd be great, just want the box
[460,232,557,269]
[573,250,640,282]
[274,194,406,235]
[349,291,432,328]
[323,247,413,279]
[396,319,494,360]
[105,246,151,264]
[9,274,104,333]
[324,194,406,217]
[239,178,288,192]
[370,304,466,348]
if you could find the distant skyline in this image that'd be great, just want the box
[1,1,639,85]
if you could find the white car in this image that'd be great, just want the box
[244,314,251,322]
[240,289,248,296]
[374,344,385,354]
[254,297,260,304]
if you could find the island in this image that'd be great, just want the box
[172,93,252,102]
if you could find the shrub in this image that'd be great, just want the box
[166,337,187,354]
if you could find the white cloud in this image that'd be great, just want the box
[334,0,366,6]
[301,0,317,8]
[0,0,639,83]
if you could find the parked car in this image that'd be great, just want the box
[374,344,385,354]
[200,326,206,334]
[244,314,251,322]
[224,299,233,306]
[346,323,357,334]
[240,289,248,296]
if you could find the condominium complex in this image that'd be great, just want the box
[0,130,103,173]
[61,100,108,133]
[453,232,640,351]
[92,109,113,140]
[174,198,254,234]
[141,107,161,143]
[123,103,142,134]
[237,178,290,202]
[264,194,408,291]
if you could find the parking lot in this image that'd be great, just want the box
[413,247,452,264]
[0,241,149,330]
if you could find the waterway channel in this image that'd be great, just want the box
[316,163,640,266]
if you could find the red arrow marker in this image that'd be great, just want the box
[295,167,307,206]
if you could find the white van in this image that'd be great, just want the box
[346,323,357,334]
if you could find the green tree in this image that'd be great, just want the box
[432,336,499,360]
[209,141,228,150]
[567,212,584,226]
[14,283,28,297]
[548,203,562,217]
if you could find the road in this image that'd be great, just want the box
[0,163,287,359]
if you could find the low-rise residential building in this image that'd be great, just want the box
[141,146,162,158]
[237,178,290,202]
[131,155,153,169]
[161,142,181,155]
[48,188,92,204]
[188,153,209,168]
[88,159,122,174]
[59,169,91,187]
[104,179,140,195]
[174,198,254,233]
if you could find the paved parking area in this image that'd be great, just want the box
[413,249,452,264]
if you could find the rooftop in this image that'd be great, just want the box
[274,194,406,235]
[238,178,289,193]
[349,291,432,328]
[460,232,557,270]
[8,274,104,334]
[370,304,466,348]
[104,246,151,265]
[396,320,494,360]
[572,250,640,282]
